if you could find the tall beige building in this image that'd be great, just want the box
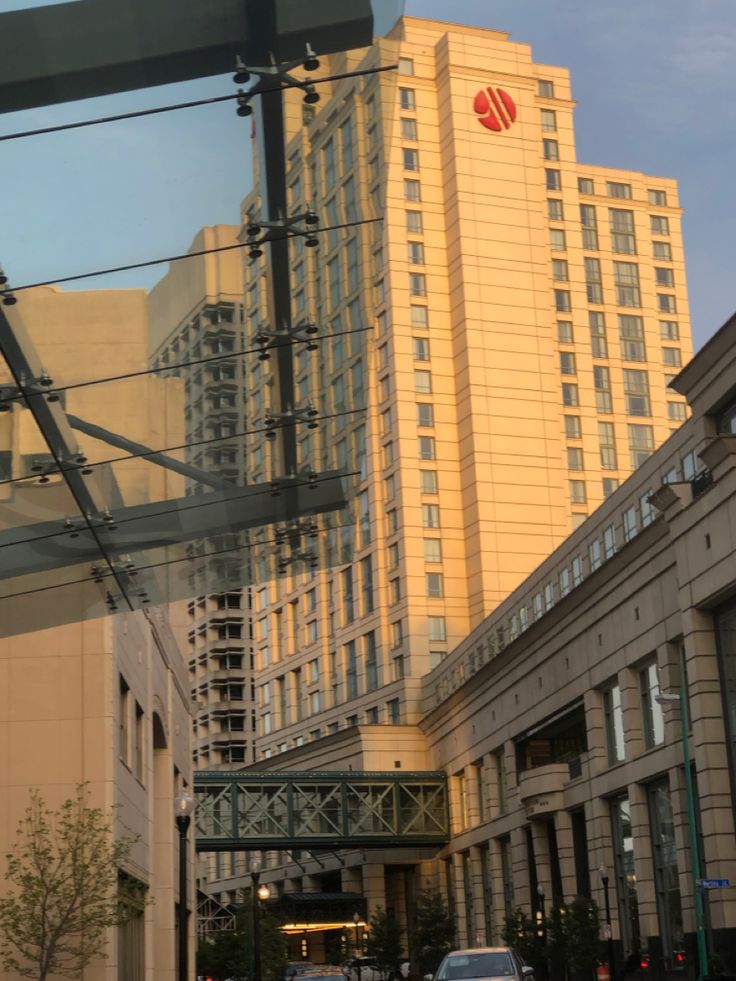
[237,17,692,760]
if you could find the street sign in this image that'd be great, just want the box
[697,879,731,889]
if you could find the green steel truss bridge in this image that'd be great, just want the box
[193,771,449,852]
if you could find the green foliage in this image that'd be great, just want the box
[501,908,544,975]
[0,785,140,981]
[564,898,600,977]
[196,903,288,981]
[414,889,455,976]
[366,907,404,978]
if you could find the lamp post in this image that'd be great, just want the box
[599,866,615,980]
[174,789,196,981]
[536,884,547,981]
[656,689,708,980]
[250,852,271,981]
[353,912,362,981]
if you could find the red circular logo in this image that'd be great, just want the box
[473,86,517,131]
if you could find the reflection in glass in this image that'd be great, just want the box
[611,795,641,956]
[647,779,684,961]
[604,683,626,764]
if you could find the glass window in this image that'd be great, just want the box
[398,57,415,75]
[588,538,602,571]
[619,314,646,361]
[562,383,579,406]
[552,258,569,281]
[424,538,442,562]
[565,415,581,438]
[421,469,438,493]
[609,208,637,254]
[422,503,440,528]
[660,320,679,340]
[611,796,642,954]
[428,616,447,642]
[655,267,674,287]
[550,228,567,251]
[560,351,576,374]
[604,523,617,558]
[623,368,651,416]
[623,505,638,542]
[403,148,419,171]
[548,198,564,221]
[589,311,608,358]
[411,304,429,328]
[404,178,421,201]
[584,256,603,303]
[658,294,677,313]
[410,272,427,296]
[406,210,423,233]
[417,402,434,427]
[418,435,436,460]
[651,215,670,235]
[546,169,561,190]
[640,661,664,747]
[426,572,444,598]
[604,684,625,763]
[538,79,555,97]
[414,369,432,393]
[555,289,571,312]
[408,241,425,264]
[399,87,416,110]
[543,139,559,161]
[581,203,599,250]
[578,177,594,194]
[413,336,430,360]
[629,423,654,466]
[599,421,617,469]
[570,479,586,504]
[668,401,686,421]
[594,365,612,413]
[558,320,574,343]
[567,446,583,470]
[572,555,584,586]
[653,241,672,260]
[640,491,655,527]
[607,181,632,199]
[647,780,684,958]
[401,117,418,140]
[648,189,667,206]
[613,262,641,307]
[541,108,557,131]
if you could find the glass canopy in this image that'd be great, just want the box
[0,0,404,636]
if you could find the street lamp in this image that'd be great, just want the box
[536,883,547,981]
[656,689,708,980]
[251,852,271,981]
[174,788,196,981]
[599,866,615,980]
[353,912,363,981]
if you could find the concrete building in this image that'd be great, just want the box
[0,286,193,981]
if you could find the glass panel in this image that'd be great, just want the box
[0,0,405,636]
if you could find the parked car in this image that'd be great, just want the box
[431,948,534,981]
[285,963,318,981]
[343,957,387,981]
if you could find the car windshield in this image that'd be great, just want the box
[438,954,515,979]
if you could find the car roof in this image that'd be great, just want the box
[445,949,514,955]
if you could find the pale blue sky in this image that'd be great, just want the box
[0,0,733,349]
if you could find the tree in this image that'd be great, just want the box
[196,903,288,981]
[366,907,404,979]
[414,889,455,977]
[565,898,600,979]
[0,785,141,981]
[502,907,545,976]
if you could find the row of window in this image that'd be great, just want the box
[549,195,671,236]
[558,315,680,347]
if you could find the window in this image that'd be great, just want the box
[550,228,566,251]
[548,198,564,221]
[426,572,444,598]
[422,503,440,528]
[578,177,594,194]
[401,117,417,140]
[599,421,617,469]
[406,210,423,233]
[580,204,599,250]
[559,567,571,597]
[408,241,425,264]
[594,365,612,412]
[546,169,561,190]
[567,447,583,470]
[570,479,586,504]
[411,304,429,328]
[413,336,430,360]
[589,311,608,358]
[555,289,571,312]
[404,179,421,201]
[619,314,646,361]
[628,423,654,466]
[607,181,632,199]
[557,320,574,343]
[668,401,686,421]
[604,685,625,763]
[398,57,414,75]
[565,415,581,438]
[640,660,664,747]
[538,79,555,97]
[403,148,419,171]
[386,508,398,535]
[418,435,436,460]
[662,347,682,367]
[119,676,130,764]
[414,369,432,393]
[399,87,415,110]
[613,261,641,306]
[622,505,638,542]
[623,368,651,416]
[651,215,669,235]
[653,240,672,260]
[410,273,427,296]
[604,523,617,558]
[584,257,603,303]
[572,555,584,586]
[421,469,438,493]
[648,188,667,206]
[424,538,442,562]
[640,491,655,527]
[428,616,447,642]
[660,320,679,340]
[560,352,576,375]
[658,294,677,313]
[417,402,434,427]
[387,698,400,723]
[541,108,557,131]
[365,632,378,692]
[552,258,569,281]
[562,383,579,406]
[588,538,602,571]
[391,620,403,649]
[655,267,674,287]
[543,139,559,161]
[609,208,637,254]
[345,641,358,699]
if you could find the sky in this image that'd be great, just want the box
[0,0,734,350]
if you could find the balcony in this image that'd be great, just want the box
[517,763,569,818]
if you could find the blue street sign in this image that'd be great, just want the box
[697,879,731,889]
